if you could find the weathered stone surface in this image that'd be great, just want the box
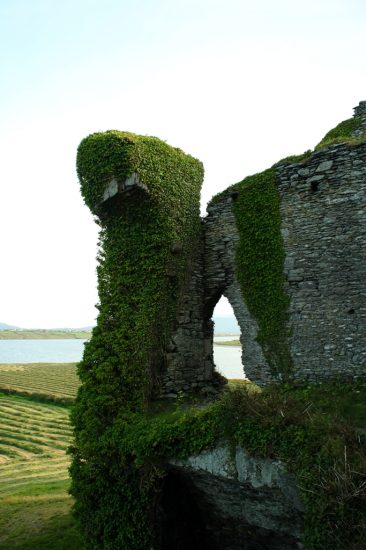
[167,445,304,549]
[103,177,119,201]
[316,160,333,172]
[101,173,147,204]
[276,108,366,382]
[160,195,271,397]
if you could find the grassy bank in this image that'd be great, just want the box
[0,330,91,340]
[214,339,241,346]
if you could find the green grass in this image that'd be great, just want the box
[288,379,366,432]
[214,339,241,346]
[0,363,80,403]
[0,330,91,340]
[315,116,365,150]
[0,394,83,549]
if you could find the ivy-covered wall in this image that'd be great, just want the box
[71,101,366,549]
[75,131,204,404]
[207,168,292,383]
[71,131,205,546]
[205,99,366,385]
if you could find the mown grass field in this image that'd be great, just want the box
[0,363,80,403]
[0,330,91,340]
[0,392,83,548]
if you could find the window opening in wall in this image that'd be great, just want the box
[212,296,246,380]
[310,180,320,192]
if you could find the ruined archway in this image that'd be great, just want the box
[212,297,245,380]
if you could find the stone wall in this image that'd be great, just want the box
[353,100,366,138]
[92,102,366,395]
[160,196,272,397]
[276,140,366,382]
[160,237,214,397]
[162,445,304,549]
[159,100,366,393]
[204,198,271,386]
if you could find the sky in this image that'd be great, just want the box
[1,0,365,328]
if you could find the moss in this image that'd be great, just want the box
[315,116,365,150]
[272,149,312,167]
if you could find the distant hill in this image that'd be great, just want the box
[213,316,240,334]
[0,322,19,330]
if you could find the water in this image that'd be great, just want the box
[0,339,87,363]
[214,336,245,379]
[0,336,245,380]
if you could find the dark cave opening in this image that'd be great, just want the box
[158,471,210,550]
[156,467,303,550]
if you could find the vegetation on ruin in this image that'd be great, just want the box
[210,168,292,381]
[272,149,313,167]
[71,132,204,548]
[71,380,366,549]
[315,116,365,150]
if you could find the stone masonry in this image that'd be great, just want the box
[97,101,366,394]
[276,139,366,382]
[160,197,272,397]
[159,100,366,393]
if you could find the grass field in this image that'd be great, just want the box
[214,339,241,346]
[0,330,91,340]
[0,393,83,548]
[0,363,80,403]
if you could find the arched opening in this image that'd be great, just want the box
[212,296,246,380]
[157,470,210,550]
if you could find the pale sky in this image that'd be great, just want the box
[1,0,365,328]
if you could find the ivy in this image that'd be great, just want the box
[70,131,203,548]
[71,382,366,549]
[210,168,292,380]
